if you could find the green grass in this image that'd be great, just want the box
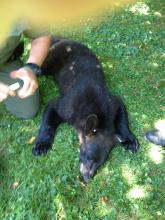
[0,0,165,219]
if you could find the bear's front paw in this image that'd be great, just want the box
[32,141,52,156]
[123,137,139,153]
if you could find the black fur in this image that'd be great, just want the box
[33,40,139,183]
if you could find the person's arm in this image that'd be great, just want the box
[10,35,51,98]
[26,35,51,66]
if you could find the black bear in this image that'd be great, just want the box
[32,39,139,183]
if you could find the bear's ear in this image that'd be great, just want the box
[85,114,98,135]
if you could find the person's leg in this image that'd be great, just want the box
[145,130,165,146]
[0,61,39,119]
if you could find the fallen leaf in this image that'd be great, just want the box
[101,196,109,203]
[28,136,36,144]
[11,180,20,189]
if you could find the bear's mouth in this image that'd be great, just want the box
[80,161,99,183]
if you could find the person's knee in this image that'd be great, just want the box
[19,107,39,119]
[7,103,39,119]
[5,90,40,119]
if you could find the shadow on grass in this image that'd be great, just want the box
[0,147,11,216]
[52,140,164,219]
[0,0,165,219]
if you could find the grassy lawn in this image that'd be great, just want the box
[0,0,165,219]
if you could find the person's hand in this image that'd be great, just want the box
[0,82,15,102]
[10,67,38,98]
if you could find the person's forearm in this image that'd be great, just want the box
[26,35,51,66]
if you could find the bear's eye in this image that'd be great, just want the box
[86,129,97,137]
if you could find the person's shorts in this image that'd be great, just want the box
[0,61,39,119]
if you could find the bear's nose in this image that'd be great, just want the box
[80,163,93,183]
[82,172,92,183]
